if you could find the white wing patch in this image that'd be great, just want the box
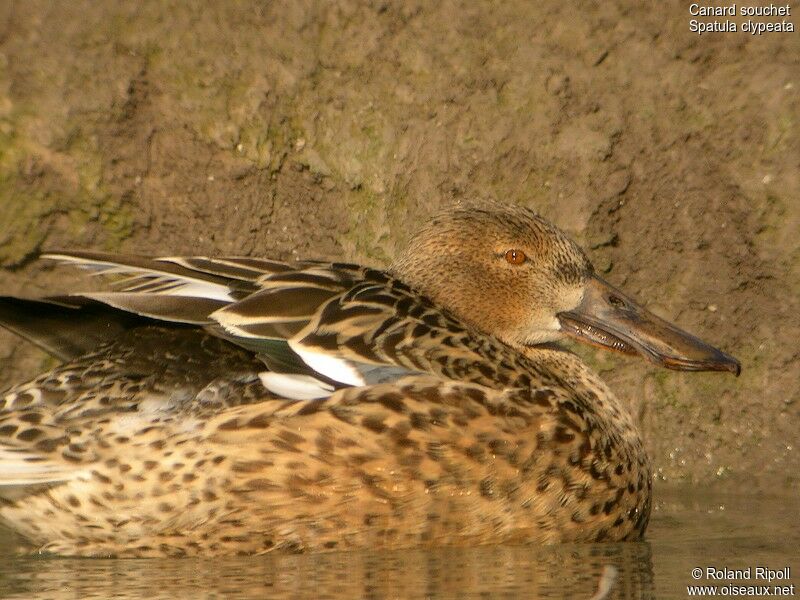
[258,372,334,401]
[289,343,367,387]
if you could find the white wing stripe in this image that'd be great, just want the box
[258,372,334,401]
[289,342,366,387]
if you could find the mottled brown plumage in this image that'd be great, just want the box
[0,201,737,557]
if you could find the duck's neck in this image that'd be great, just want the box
[521,344,642,442]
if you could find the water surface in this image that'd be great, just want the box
[0,488,795,599]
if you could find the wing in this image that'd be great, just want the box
[44,252,544,401]
[43,252,395,398]
[212,266,544,393]
[43,250,296,301]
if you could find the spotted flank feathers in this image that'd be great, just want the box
[0,201,738,557]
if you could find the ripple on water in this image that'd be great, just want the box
[0,488,795,600]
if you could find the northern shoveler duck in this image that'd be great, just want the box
[0,201,739,557]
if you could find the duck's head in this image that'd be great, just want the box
[390,201,740,375]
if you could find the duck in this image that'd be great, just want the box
[0,201,739,557]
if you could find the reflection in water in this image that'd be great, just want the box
[0,489,796,599]
[0,542,654,599]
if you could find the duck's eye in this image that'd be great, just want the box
[504,249,527,265]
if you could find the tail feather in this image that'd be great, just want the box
[0,296,144,361]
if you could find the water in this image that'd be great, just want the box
[0,488,795,599]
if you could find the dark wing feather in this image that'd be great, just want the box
[80,293,227,325]
[0,296,149,361]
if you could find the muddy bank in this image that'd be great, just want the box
[0,1,797,490]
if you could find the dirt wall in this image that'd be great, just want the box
[0,1,797,490]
